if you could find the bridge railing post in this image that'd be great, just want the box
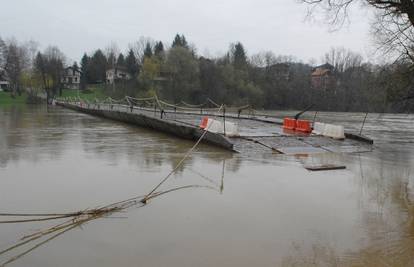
[223,106,226,136]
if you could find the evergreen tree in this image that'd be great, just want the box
[106,52,116,69]
[199,57,226,103]
[172,34,189,49]
[154,41,164,57]
[80,53,90,88]
[72,61,79,71]
[232,42,247,70]
[181,35,188,48]
[144,42,153,58]
[117,53,125,67]
[89,49,107,83]
[125,49,138,77]
[172,34,181,48]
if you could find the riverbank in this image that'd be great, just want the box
[0,91,27,105]
[61,86,106,101]
[0,86,105,106]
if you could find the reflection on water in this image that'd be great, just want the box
[1,106,414,266]
[282,153,414,266]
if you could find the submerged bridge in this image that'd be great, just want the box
[55,96,373,155]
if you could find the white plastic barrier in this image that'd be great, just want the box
[323,124,345,139]
[312,122,326,135]
[205,119,222,133]
[203,118,239,137]
[223,121,239,137]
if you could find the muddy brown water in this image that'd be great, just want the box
[1,105,414,267]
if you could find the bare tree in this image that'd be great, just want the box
[25,39,39,68]
[250,51,296,68]
[371,9,414,63]
[128,36,155,64]
[250,52,268,68]
[35,46,66,101]
[104,41,120,69]
[0,37,7,69]
[323,47,363,72]
[302,0,414,62]
[4,39,30,96]
[22,40,40,97]
[303,0,414,25]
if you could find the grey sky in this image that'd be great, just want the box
[1,0,372,64]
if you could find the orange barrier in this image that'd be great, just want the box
[283,118,297,130]
[296,119,312,133]
[199,116,209,129]
[282,128,296,135]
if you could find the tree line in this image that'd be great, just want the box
[0,34,413,112]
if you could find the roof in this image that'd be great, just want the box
[65,66,82,74]
[107,66,129,72]
[313,63,334,71]
[311,68,331,76]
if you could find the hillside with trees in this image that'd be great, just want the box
[1,33,413,112]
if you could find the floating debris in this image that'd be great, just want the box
[304,164,346,171]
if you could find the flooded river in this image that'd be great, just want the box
[1,105,414,267]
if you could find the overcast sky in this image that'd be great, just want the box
[1,0,373,64]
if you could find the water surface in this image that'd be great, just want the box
[1,105,414,266]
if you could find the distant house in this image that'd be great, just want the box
[311,63,336,90]
[106,67,132,84]
[0,68,9,91]
[267,63,290,81]
[153,70,172,82]
[61,66,81,89]
[252,63,291,82]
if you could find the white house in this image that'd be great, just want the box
[0,68,9,91]
[61,66,81,89]
[0,81,9,91]
[106,67,131,84]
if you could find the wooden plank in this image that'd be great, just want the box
[239,137,284,154]
[344,132,374,144]
[304,164,346,171]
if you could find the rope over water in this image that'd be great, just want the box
[0,100,226,267]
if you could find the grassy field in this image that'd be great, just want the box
[0,91,27,105]
[1,85,110,106]
[61,85,107,101]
